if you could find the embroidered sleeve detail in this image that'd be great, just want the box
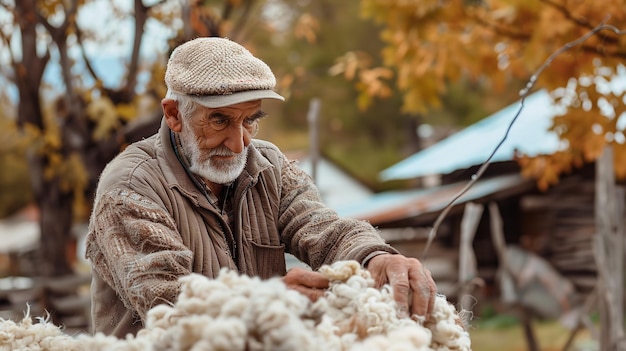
[277,154,397,270]
[86,188,193,320]
[280,157,311,190]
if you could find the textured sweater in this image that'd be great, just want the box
[85,119,398,338]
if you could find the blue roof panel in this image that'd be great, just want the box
[336,173,533,225]
[380,90,563,181]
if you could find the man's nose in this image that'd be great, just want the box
[223,123,251,153]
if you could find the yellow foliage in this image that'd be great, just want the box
[0,121,41,153]
[354,67,394,111]
[329,51,372,81]
[358,0,626,109]
[39,150,90,218]
[357,0,626,185]
[613,143,626,179]
[517,151,580,191]
[37,0,63,17]
[294,13,319,44]
[116,102,137,122]
[87,96,120,141]
[359,67,393,98]
[330,51,394,110]
[58,153,89,195]
[148,61,168,99]
[42,129,62,150]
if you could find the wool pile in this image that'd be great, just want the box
[0,260,471,351]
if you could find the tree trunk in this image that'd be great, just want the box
[38,182,74,277]
[15,0,72,277]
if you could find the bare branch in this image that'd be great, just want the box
[78,0,157,103]
[0,2,14,13]
[36,8,56,34]
[519,20,625,96]
[222,0,234,20]
[580,44,626,60]
[421,19,626,260]
[229,0,255,42]
[14,0,50,128]
[0,27,13,67]
[540,0,619,45]
[469,12,532,41]
[41,0,81,109]
[119,0,150,102]
[74,26,101,85]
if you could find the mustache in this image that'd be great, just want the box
[208,145,245,157]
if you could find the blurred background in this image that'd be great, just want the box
[2,0,626,350]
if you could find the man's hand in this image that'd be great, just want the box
[366,254,437,319]
[282,267,329,302]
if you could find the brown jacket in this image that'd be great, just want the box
[85,119,397,338]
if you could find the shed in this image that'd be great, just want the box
[337,90,605,305]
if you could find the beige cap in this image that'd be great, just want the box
[165,37,285,108]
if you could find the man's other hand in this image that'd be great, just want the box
[366,254,437,319]
[282,267,329,302]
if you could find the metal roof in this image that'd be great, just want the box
[380,90,563,181]
[336,173,534,227]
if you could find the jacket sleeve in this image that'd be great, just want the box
[276,156,398,271]
[85,187,193,321]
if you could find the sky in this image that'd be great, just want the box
[0,0,178,101]
[76,0,175,58]
[0,0,293,103]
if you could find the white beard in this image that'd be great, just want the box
[179,123,248,185]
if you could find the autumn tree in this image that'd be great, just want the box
[0,105,33,218]
[250,0,433,190]
[343,0,626,189]
[0,0,276,277]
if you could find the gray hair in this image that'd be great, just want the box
[165,89,198,121]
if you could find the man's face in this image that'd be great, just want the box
[179,100,265,184]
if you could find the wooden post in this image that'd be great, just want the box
[489,202,539,351]
[457,202,483,327]
[307,98,321,185]
[593,145,625,350]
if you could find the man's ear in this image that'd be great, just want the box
[162,98,182,132]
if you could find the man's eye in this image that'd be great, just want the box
[212,118,229,126]
[244,117,257,126]
[208,118,229,131]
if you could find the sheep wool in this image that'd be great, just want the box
[0,308,79,351]
[0,260,471,351]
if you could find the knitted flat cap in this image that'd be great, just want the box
[165,37,284,108]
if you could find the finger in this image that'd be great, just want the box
[365,254,390,288]
[299,270,330,289]
[387,266,411,318]
[284,268,329,289]
[409,266,437,317]
[287,284,326,302]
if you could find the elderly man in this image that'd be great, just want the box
[85,37,436,338]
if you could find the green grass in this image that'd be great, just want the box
[468,318,596,351]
